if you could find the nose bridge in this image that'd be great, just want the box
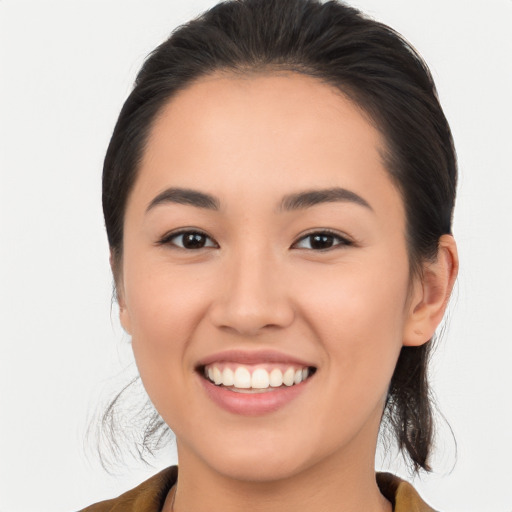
[211,241,294,334]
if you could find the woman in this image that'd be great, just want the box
[81,0,458,510]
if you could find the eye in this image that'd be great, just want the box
[292,230,352,251]
[158,230,218,250]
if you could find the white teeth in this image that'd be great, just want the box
[283,367,295,386]
[251,368,270,389]
[233,367,251,389]
[204,364,313,389]
[269,368,283,387]
[213,366,223,385]
[222,367,234,386]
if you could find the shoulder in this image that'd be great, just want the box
[77,466,177,512]
[377,472,438,512]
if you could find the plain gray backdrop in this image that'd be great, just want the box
[1,1,511,511]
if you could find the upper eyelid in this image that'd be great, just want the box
[157,228,218,246]
[292,229,352,244]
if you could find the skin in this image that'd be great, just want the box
[116,72,458,512]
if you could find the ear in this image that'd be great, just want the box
[110,249,132,335]
[403,234,458,347]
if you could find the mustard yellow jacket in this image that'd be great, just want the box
[78,466,436,512]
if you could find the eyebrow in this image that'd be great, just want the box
[146,187,220,212]
[279,187,373,212]
[145,186,372,214]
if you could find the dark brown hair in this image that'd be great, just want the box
[101,0,457,472]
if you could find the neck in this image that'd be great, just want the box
[166,440,392,512]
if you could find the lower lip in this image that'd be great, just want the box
[199,374,312,416]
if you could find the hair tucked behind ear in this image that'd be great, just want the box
[100,0,457,473]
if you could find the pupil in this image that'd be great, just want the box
[183,233,205,249]
[311,234,333,249]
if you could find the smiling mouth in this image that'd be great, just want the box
[198,363,317,393]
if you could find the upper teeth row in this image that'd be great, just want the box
[205,366,310,389]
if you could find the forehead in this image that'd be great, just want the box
[149,71,382,161]
[133,71,403,222]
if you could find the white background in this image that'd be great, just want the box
[1,1,511,511]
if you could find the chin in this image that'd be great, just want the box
[210,451,309,483]
[188,428,331,484]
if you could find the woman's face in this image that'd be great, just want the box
[119,72,422,482]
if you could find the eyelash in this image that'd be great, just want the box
[292,229,353,251]
[157,230,218,250]
[157,229,353,251]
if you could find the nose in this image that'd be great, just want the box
[208,247,295,336]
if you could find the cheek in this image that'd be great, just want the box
[124,268,217,437]
[122,256,214,389]
[298,256,409,391]
[301,251,409,324]
[287,262,408,448]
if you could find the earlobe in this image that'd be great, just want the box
[119,303,132,335]
[110,249,132,335]
[403,235,458,347]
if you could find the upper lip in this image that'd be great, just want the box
[196,349,316,368]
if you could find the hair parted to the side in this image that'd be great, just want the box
[100,0,457,473]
